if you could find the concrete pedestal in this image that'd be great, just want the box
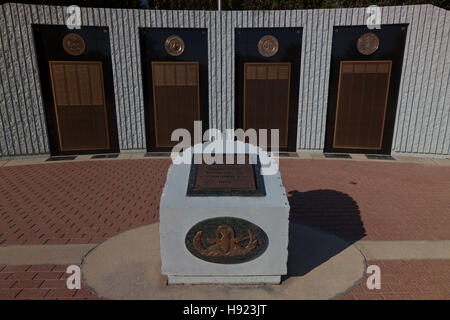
[168,275,281,285]
[159,142,290,284]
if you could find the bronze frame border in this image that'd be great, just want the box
[48,61,110,152]
[186,154,266,197]
[150,61,201,149]
[333,60,392,150]
[243,62,291,149]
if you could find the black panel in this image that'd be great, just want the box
[140,28,209,152]
[325,25,408,155]
[46,156,77,162]
[324,153,352,159]
[366,154,396,160]
[144,152,171,158]
[278,152,299,158]
[91,154,119,159]
[33,25,119,156]
[235,28,302,152]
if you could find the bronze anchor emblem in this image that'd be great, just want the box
[193,225,258,257]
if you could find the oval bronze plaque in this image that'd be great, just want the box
[62,33,86,56]
[165,35,185,56]
[357,32,379,55]
[258,35,279,57]
[185,217,268,264]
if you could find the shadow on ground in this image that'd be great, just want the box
[283,189,366,280]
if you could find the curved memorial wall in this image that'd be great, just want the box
[0,4,448,157]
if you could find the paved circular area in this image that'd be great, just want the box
[81,223,366,300]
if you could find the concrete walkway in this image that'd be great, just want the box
[355,240,450,260]
[1,152,449,167]
[1,223,449,300]
[1,233,449,266]
[81,223,366,300]
[0,244,96,266]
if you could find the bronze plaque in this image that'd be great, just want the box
[258,35,279,57]
[194,161,256,192]
[185,217,268,264]
[357,32,379,56]
[186,155,266,197]
[49,61,109,151]
[165,35,185,56]
[151,62,200,148]
[334,60,392,150]
[62,33,86,56]
[244,63,291,148]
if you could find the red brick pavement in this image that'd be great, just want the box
[0,264,99,300]
[1,158,448,300]
[282,159,450,241]
[0,158,449,245]
[0,159,170,245]
[1,261,448,300]
[340,260,450,300]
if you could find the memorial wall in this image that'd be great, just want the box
[0,3,448,157]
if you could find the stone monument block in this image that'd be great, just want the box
[159,142,289,284]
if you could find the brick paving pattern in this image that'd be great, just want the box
[1,261,448,300]
[0,159,170,245]
[1,158,448,300]
[340,260,450,300]
[282,159,450,241]
[0,265,99,300]
[0,158,448,245]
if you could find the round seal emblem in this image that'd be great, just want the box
[164,35,185,56]
[185,217,268,264]
[258,35,279,57]
[62,33,86,56]
[357,32,380,55]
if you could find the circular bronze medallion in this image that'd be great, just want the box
[185,217,268,264]
[258,35,279,57]
[62,33,86,56]
[357,32,380,55]
[165,35,185,56]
